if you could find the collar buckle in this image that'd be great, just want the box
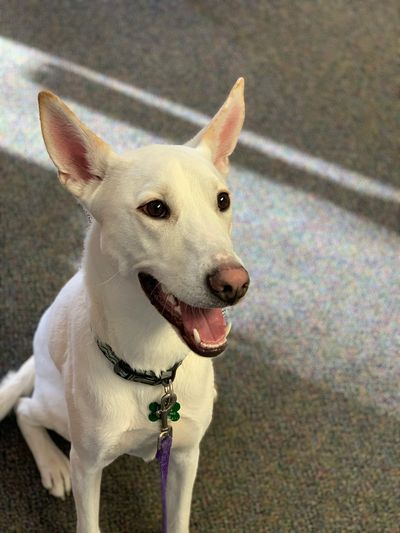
[160,363,181,386]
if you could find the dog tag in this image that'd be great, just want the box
[148,401,181,423]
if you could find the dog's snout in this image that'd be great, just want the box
[207,264,250,305]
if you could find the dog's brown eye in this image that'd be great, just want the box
[141,200,170,219]
[217,192,230,212]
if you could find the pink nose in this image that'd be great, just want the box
[207,264,250,305]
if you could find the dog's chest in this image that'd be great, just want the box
[104,388,214,463]
[91,357,216,463]
[68,371,215,468]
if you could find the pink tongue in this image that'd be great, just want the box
[180,303,226,344]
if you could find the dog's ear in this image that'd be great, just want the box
[186,78,245,176]
[38,91,113,203]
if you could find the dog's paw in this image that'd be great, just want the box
[39,449,71,499]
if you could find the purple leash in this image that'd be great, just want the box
[156,433,173,533]
[155,381,180,533]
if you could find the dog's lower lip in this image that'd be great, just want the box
[138,272,228,357]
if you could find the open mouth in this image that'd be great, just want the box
[138,272,230,357]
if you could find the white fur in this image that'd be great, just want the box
[0,79,246,532]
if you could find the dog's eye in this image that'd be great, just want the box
[217,192,230,212]
[140,200,170,219]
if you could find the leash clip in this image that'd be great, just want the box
[157,380,176,449]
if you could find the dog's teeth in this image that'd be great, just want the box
[222,308,230,319]
[200,340,226,349]
[225,322,232,336]
[166,294,178,306]
[193,328,201,345]
[167,294,179,306]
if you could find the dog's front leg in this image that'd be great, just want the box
[70,446,103,533]
[166,446,200,533]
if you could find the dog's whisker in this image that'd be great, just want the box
[96,260,152,288]
[160,293,169,317]
[150,282,162,299]
[96,269,124,287]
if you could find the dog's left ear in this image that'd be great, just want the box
[186,77,245,176]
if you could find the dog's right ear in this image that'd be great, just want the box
[38,91,112,204]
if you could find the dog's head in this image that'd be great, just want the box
[38,79,249,357]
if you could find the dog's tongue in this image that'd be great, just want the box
[180,303,226,344]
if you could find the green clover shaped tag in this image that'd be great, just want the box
[148,401,181,422]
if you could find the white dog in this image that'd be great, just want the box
[0,79,249,533]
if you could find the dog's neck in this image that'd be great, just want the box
[83,221,188,373]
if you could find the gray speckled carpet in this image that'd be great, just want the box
[1,1,399,532]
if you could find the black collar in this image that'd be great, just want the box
[96,338,182,386]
